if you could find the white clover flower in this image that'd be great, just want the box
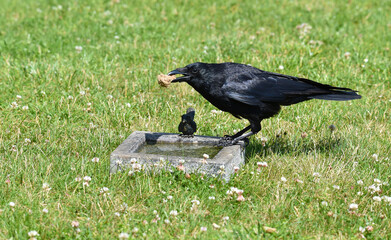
[119,232,129,239]
[368,184,381,193]
[169,210,178,216]
[71,221,79,228]
[364,58,368,63]
[114,212,121,217]
[191,200,200,205]
[357,191,363,196]
[313,172,321,177]
[281,176,287,182]
[11,102,18,108]
[357,180,363,185]
[349,203,358,210]
[333,185,340,190]
[179,159,185,164]
[9,202,16,207]
[68,95,74,100]
[278,65,284,70]
[321,201,328,207]
[164,219,170,224]
[100,187,109,194]
[257,162,268,167]
[42,208,49,214]
[16,95,22,99]
[42,183,51,191]
[79,90,86,96]
[382,196,391,203]
[115,160,123,165]
[373,196,381,202]
[83,176,91,182]
[212,223,221,229]
[114,35,120,40]
[28,231,39,237]
[203,154,209,159]
[40,91,46,95]
[226,190,233,196]
[83,181,90,187]
[22,105,29,110]
[130,158,137,164]
[132,163,141,172]
[208,196,215,200]
[372,154,378,161]
[359,226,365,233]
[107,94,113,99]
[200,226,207,232]
[222,216,229,221]
[374,178,381,184]
[11,145,17,152]
[344,52,351,58]
[25,138,31,144]
[75,46,83,52]
[210,109,222,114]
[91,157,99,163]
[132,227,139,233]
[125,103,131,108]
[167,195,173,200]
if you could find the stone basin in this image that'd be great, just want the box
[110,131,246,181]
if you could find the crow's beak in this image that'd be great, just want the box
[168,68,190,83]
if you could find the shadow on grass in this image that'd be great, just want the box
[245,135,342,160]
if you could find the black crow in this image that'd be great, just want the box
[178,107,197,137]
[168,62,361,145]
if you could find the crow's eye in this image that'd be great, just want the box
[191,68,198,74]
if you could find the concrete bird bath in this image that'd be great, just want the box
[110,131,246,181]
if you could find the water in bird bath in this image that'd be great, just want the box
[136,141,222,159]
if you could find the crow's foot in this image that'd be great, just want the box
[217,136,234,146]
[179,134,194,138]
[217,136,249,147]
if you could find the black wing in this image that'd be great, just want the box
[222,71,360,106]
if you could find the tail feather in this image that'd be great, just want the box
[310,91,362,101]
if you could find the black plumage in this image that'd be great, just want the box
[168,62,361,145]
[178,107,197,137]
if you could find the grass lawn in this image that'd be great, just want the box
[1,0,390,239]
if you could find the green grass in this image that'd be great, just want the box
[1,0,390,239]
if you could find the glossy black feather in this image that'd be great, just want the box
[169,62,361,144]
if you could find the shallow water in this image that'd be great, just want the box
[136,142,222,159]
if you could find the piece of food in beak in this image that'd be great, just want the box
[157,74,176,87]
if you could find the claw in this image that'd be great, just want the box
[179,134,194,138]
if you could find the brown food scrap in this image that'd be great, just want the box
[263,226,277,233]
[157,74,176,87]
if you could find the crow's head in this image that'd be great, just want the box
[181,114,192,124]
[168,62,206,84]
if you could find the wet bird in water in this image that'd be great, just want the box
[178,108,197,137]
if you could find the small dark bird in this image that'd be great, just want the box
[168,62,361,145]
[178,107,197,137]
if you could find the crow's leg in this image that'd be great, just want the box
[222,125,251,140]
[219,121,261,146]
[231,131,257,144]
